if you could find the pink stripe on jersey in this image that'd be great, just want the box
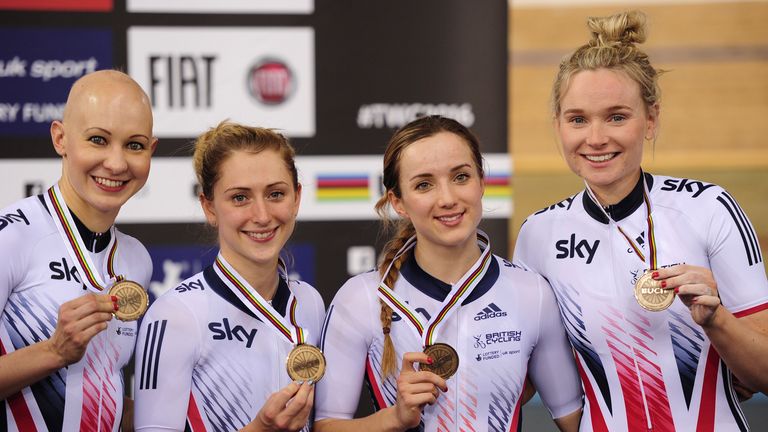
[0,340,38,431]
[696,346,720,432]
[733,302,768,318]
[364,357,387,409]
[187,393,207,432]
[508,392,523,432]
[81,367,99,432]
[576,354,609,432]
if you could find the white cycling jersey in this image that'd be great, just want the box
[133,264,325,432]
[0,195,151,431]
[514,172,768,432]
[316,247,583,432]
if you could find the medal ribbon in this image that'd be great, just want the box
[213,253,306,345]
[376,230,493,347]
[585,174,658,270]
[44,184,121,292]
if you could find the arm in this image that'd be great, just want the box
[133,295,200,431]
[527,276,583,430]
[0,293,116,399]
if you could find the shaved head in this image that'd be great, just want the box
[62,70,153,129]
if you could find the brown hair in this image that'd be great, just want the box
[552,10,662,116]
[375,115,483,377]
[192,120,298,200]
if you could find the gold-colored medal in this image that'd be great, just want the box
[109,280,149,321]
[421,343,459,380]
[286,344,326,382]
[634,271,675,312]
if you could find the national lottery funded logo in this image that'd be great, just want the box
[473,330,522,362]
[247,58,294,105]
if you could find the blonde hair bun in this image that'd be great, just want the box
[588,10,647,47]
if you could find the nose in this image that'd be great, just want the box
[249,198,271,225]
[586,123,608,147]
[436,182,457,209]
[103,143,128,173]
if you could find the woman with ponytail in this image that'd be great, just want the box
[315,115,583,431]
[514,10,768,431]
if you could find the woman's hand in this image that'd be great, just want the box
[45,293,117,367]
[244,381,314,432]
[390,351,448,430]
[653,265,720,326]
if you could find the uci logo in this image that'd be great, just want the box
[642,287,665,295]
[555,234,600,264]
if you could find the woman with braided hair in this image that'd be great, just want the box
[315,115,583,431]
[513,10,768,431]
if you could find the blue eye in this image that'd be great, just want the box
[268,190,285,200]
[89,136,106,145]
[455,173,470,183]
[610,114,626,122]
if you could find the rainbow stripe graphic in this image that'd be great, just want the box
[316,174,369,201]
[484,173,511,198]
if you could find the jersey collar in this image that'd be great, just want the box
[399,250,499,305]
[37,194,112,253]
[204,265,291,319]
[583,172,654,224]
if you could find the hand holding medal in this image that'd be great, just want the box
[650,265,721,326]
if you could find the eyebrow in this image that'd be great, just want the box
[562,105,633,115]
[223,181,290,193]
[408,163,472,182]
[83,127,150,141]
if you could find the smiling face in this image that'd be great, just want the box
[389,131,484,255]
[52,71,157,230]
[555,68,658,204]
[201,149,301,272]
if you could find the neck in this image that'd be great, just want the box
[222,251,279,300]
[413,236,482,285]
[588,169,642,207]
[57,179,116,233]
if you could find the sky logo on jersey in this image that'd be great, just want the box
[0,28,112,136]
[49,257,82,283]
[247,58,294,105]
[555,234,599,264]
[483,174,511,199]
[316,174,369,202]
[0,0,112,11]
[0,208,29,231]
[208,318,258,348]
[660,178,716,198]
[473,302,507,321]
[175,278,205,293]
[534,196,576,215]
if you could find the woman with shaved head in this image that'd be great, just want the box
[0,70,157,430]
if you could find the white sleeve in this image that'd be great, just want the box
[527,275,584,419]
[705,189,768,314]
[315,275,377,420]
[512,219,541,274]
[0,202,34,313]
[134,293,202,431]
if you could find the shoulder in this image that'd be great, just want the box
[650,173,727,211]
[145,272,208,325]
[290,279,326,311]
[0,196,50,242]
[330,270,380,307]
[114,229,153,286]
[518,191,583,231]
[494,254,540,283]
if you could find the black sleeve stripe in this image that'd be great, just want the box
[319,304,334,351]
[721,362,749,432]
[717,192,763,265]
[151,320,168,390]
[717,194,760,266]
[725,192,763,262]
[140,320,168,390]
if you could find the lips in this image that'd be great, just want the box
[584,152,618,163]
[244,228,277,241]
[93,176,127,189]
[436,212,464,225]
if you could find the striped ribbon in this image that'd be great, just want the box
[44,184,121,292]
[585,174,658,270]
[213,253,305,345]
[376,230,492,347]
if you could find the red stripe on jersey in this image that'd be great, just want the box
[364,356,387,409]
[0,340,37,432]
[187,393,207,432]
[575,354,609,432]
[696,346,720,432]
[733,302,768,318]
[508,388,524,432]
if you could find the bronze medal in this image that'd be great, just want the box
[634,271,674,312]
[421,343,459,380]
[286,344,326,382]
[109,280,149,321]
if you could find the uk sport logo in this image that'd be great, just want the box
[474,303,507,321]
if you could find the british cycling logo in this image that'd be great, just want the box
[473,330,522,362]
[474,303,507,321]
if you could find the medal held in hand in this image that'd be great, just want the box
[421,343,459,380]
[286,343,326,382]
[634,271,674,312]
[109,279,149,321]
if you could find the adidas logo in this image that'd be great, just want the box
[474,303,507,321]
